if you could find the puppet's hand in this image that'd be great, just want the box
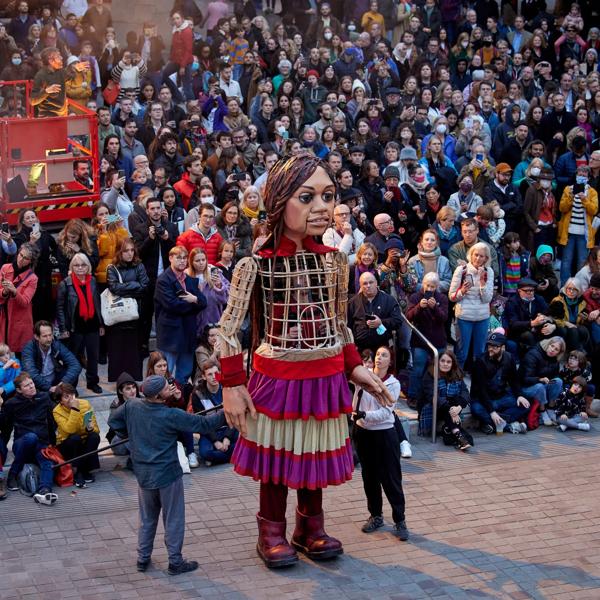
[223,385,256,437]
[350,365,395,407]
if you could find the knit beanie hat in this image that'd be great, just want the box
[536,244,554,260]
[141,375,167,398]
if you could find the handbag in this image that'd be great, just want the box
[100,266,139,326]
[102,79,121,105]
[41,446,74,487]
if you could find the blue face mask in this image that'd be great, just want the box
[191,61,199,71]
[12,57,22,66]
[575,176,588,185]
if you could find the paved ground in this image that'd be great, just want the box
[2,411,600,600]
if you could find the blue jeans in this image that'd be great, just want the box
[521,378,563,409]
[560,234,588,285]
[161,350,194,385]
[455,317,490,367]
[198,429,238,465]
[471,393,529,428]
[8,432,54,492]
[162,62,194,102]
[408,346,446,400]
[591,322,600,344]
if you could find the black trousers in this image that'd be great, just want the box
[58,432,101,473]
[354,426,406,524]
[68,331,100,386]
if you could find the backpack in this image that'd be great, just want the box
[18,463,40,497]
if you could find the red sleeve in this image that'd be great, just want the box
[343,344,362,378]
[181,28,194,66]
[218,353,247,387]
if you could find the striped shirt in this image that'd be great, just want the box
[568,186,586,236]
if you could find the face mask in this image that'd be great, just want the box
[460,181,473,193]
[461,40,469,49]
[540,179,552,189]
[413,174,425,183]
[576,176,588,185]
[530,167,541,177]
[401,131,411,139]
[347,24,356,32]
[483,40,493,47]
[203,195,214,204]
[324,32,332,40]
[435,124,447,135]
[11,57,21,66]
[192,61,199,71]
[277,126,286,135]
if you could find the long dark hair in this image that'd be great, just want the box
[429,350,463,382]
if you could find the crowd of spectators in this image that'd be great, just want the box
[1,0,600,500]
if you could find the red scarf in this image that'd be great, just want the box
[72,274,95,320]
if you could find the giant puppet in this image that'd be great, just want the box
[217,153,393,568]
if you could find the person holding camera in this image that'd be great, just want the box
[557,165,599,286]
[53,382,101,488]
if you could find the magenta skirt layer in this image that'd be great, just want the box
[246,369,353,420]
[231,371,354,489]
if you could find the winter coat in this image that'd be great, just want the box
[518,344,561,388]
[154,268,206,354]
[176,225,224,265]
[0,264,38,352]
[56,275,103,335]
[482,180,523,234]
[503,293,549,339]
[169,20,194,67]
[0,357,20,396]
[106,261,150,317]
[405,290,448,350]
[523,185,557,251]
[215,215,252,259]
[53,398,100,445]
[95,226,130,283]
[449,262,494,322]
[557,185,598,249]
[130,216,177,282]
[471,351,522,412]
[21,339,81,392]
[498,250,531,296]
[193,273,230,337]
[419,371,470,411]
[407,253,453,293]
[0,391,56,447]
[13,228,57,294]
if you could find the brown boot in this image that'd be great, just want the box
[585,395,599,418]
[0,477,6,501]
[256,514,298,568]
[291,509,343,560]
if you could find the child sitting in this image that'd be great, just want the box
[555,376,590,431]
[559,350,597,418]
[0,343,21,400]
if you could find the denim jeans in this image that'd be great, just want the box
[8,432,54,492]
[591,322,600,344]
[471,393,529,428]
[161,350,194,385]
[560,234,588,285]
[198,429,238,465]
[162,62,193,102]
[521,378,563,409]
[408,346,446,400]
[455,318,490,367]
[559,414,588,429]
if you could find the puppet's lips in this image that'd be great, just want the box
[308,218,329,226]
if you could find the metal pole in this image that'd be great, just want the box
[400,313,439,443]
[51,404,223,469]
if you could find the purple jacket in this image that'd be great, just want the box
[195,272,230,336]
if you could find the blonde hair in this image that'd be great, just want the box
[68,252,92,275]
[539,336,566,361]
[0,343,10,356]
[467,242,491,266]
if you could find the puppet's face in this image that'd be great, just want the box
[282,167,335,241]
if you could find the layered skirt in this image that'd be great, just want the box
[231,370,354,490]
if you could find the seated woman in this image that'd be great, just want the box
[407,228,453,294]
[405,273,449,407]
[146,351,199,468]
[195,323,221,373]
[189,358,238,467]
[417,350,473,451]
[519,336,565,427]
[550,278,591,351]
[53,382,101,488]
[352,346,409,539]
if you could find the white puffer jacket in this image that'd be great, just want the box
[449,263,493,322]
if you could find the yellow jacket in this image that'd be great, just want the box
[96,226,129,283]
[65,69,93,101]
[53,398,100,445]
[557,185,598,248]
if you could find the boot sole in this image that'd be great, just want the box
[256,545,298,569]
[291,541,343,560]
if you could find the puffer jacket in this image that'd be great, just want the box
[106,261,150,314]
[518,344,561,388]
[96,226,130,283]
[448,263,494,322]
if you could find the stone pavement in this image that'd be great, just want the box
[2,420,600,600]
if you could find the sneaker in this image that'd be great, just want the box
[187,452,199,468]
[392,520,409,541]
[7,473,19,491]
[519,423,528,434]
[74,472,87,488]
[0,477,6,500]
[400,440,412,458]
[204,460,212,467]
[541,411,553,427]
[87,384,103,394]
[137,559,151,572]
[578,422,591,431]
[481,423,495,435]
[361,515,384,533]
[455,431,471,451]
[558,424,568,432]
[167,560,199,576]
[508,422,521,434]
[33,490,58,505]
[82,472,95,483]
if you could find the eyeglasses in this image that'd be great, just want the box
[520,288,535,294]
[565,286,578,292]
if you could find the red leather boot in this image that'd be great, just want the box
[256,514,298,568]
[291,509,343,560]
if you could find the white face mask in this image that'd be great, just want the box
[435,124,447,135]
[540,179,551,189]
[530,166,541,177]
[202,195,214,204]
[461,40,469,49]
[347,24,356,32]
[324,32,332,40]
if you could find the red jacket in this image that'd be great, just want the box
[0,264,38,352]
[176,226,224,264]
[173,172,199,211]
[170,21,194,67]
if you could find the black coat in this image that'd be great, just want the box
[519,344,561,388]
[106,262,150,324]
[129,215,177,281]
[14,228,57,290]
[56,275,103,334]
[0,391,56,446]
[482,180,523,234]
[56,237,99,279]
[503,294,549,339]
[471,351,522,412]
